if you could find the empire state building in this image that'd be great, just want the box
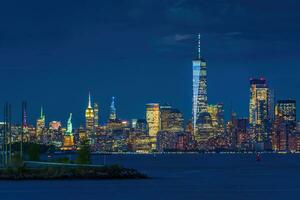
[85,92,95,132]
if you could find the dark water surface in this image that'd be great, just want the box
[1,154,300,200]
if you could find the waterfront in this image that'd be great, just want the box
[0,154,299,199]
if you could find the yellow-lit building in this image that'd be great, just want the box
[146,103,160,150]
[160,104,184,132]
[207,104,224,136]
[249,78,270,127]
[85,92,94,132]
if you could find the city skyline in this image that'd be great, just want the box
[0,0,299,126]
[1,2,300,199]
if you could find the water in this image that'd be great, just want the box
[1,153,300,200]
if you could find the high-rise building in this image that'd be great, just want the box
[85,92,94,132]
[271,117,289,151]
[207,104,225,135]
[146,103,160,149]
[273,100,297,151]
[249,78,271,141]
[146,104,160,137]
[160,104,184,132]
[191,34,213,144]
[192,34,208,134]
[36,106,45,138]
[94,102,99,128]
[109,96,117,121]
[227,114,250,150]
[135,119,148,134]
[275,100,296,123]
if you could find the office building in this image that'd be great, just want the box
[160,104,184,132]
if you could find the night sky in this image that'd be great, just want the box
[0,0,299,127]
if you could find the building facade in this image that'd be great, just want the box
[146,103,160,149]
[249,78,272,142]
[192,34,208,133]
[275,100,296,124]
[160,104,184,132]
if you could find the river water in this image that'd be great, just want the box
[0,153,300,200]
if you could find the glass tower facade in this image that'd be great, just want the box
[249,78,271,142]
[249,78,270,127]
[192,34,208,134]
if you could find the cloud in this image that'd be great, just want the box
[162,34,194,45]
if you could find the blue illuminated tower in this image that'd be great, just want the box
[192,34,208,135]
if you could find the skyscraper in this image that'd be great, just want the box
[135,119,148,134]
[273,100,297,151]
[36,106,45,138]
[94,102,99,128]
[207,104,225,135]
[160,104,184,132]
[192,34,213,143]
[146,103,160,137]
[249,78,271,142]
[146,103,160,149]
[275,100,296,123]
[192,34,208,134]
[85,92,94,132]
[109,96,117,121]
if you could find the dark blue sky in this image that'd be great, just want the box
[0,0,299,127]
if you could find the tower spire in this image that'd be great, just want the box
[40,106,45,121]
[41,106,44,119]
[198,33,201,59]
[88,92,92,108]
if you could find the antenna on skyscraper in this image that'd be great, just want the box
[88,91,92,108]
[198,33,201,59]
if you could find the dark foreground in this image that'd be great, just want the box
[0,165,146,180]
[0,154,300,200]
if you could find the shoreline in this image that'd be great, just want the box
[51,151,299,155]
[0,164,148,181]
